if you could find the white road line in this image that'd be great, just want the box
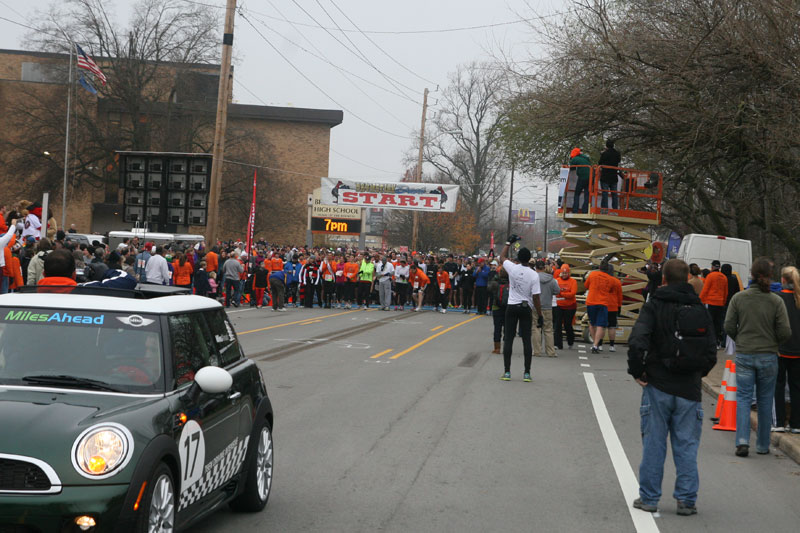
[579,356,588,360]
[226,308,258,314]
[578,344,587,348]
[581,363,591,367]
[578,350,587,354]
[583,373,660,533]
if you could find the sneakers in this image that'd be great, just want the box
[676,501,697,516]
[735,444,749,457]
[597,345,603,352]
[609,345,616,352]
[415,306,422,312]
[568,344,574,350]
[633,499,657,513]
[771,426,786,433]
[523,372,532,382]
[500,372,511,381]
[791,427,800,434]
[278,308,287,312]
[440,308,446,314]
[591,346,599,354]
[362,305,368,310]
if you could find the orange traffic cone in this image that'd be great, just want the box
[713,362,737,431]
[711,360,732,422]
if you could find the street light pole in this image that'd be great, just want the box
[505,163,515,236]
[411,88,428,252]
[543,185,549,254]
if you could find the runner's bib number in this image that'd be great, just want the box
[413,281,419,289]
[325,275,333,281]
[439,282,445,291]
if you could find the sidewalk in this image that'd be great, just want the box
[703,352,800,464]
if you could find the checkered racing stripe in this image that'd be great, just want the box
[179,436,249,510]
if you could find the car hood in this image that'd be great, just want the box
[0,387,169,485]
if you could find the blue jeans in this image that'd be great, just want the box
[571,176,589,213]
[0,275,8,294]
[638,385,702,506]
[600,180,618,209]
[735,353,778,452]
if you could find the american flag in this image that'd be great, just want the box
[75,44,106,85]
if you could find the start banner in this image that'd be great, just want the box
[321,178,459,212]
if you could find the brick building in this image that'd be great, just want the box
[0,48,342,243]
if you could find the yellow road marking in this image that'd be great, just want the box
[238,310,359,335]
[370,349,393,359]
[390,315,482,359]
[430,326,443,331]
[299,319,323,325]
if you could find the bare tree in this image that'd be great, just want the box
[423,62,508,232]
[1,0,221,194]
[502,0,800,262]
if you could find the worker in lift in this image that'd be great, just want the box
[569,147,592,214]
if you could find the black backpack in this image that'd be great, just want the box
[663,303,713,373]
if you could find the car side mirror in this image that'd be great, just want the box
[184,366,232,403]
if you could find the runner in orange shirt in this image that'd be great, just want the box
[600,264,624,352]
[343,255,360,309]
[584,261,617,353]
[436,260,451,314]
[409,262,430,312]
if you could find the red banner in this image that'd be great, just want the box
[490,231,495,251]
[245,170,257,258]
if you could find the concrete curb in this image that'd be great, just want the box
[702,376,800,464]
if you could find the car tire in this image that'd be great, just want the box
[136,462,176,533]
[230,419,273,512]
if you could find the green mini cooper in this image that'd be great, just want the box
[0,289,274,532]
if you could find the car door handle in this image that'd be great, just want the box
[228,391,241,401]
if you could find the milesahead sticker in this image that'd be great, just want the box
[116,315,155,327]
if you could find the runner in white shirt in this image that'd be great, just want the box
[499,235,543,383]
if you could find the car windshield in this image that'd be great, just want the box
[0,306,164,394]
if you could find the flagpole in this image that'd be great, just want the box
[61,42,74,230]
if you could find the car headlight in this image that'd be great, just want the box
[71,423,134,479]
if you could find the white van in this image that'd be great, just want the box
[676,234,752,285]
[107,230,205,249]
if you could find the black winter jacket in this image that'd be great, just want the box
[627,282,717,401]
[778,290,800,357]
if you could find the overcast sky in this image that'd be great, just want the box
[0,0,567,213]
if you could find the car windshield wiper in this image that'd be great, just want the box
[22,374,124,392]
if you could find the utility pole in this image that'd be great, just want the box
[543,185,549,254]
[205,0,237,246]
[411,88,428,252]
[505,163,515,236]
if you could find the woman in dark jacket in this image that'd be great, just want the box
[775,266,800,433]
[254,263,269,309]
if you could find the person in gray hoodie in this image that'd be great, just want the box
[532,259,561,357]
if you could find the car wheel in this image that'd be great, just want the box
[230,420,273,512]
[137,463,176,533]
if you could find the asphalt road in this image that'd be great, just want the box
[194,306,800,532]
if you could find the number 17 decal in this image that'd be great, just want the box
[178,420,206,490]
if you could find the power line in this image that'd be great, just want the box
[327,0,437,86]
[239,12,411,139]
[223,156,394,179]
[0,1,27,22]
[178,0,564,34]
[247,9,415,103]
[288,0,418,100]
[248,6,416,126]
[232,78,400,176]
[330,148,397,175]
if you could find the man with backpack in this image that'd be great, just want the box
[627,259,717,517]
